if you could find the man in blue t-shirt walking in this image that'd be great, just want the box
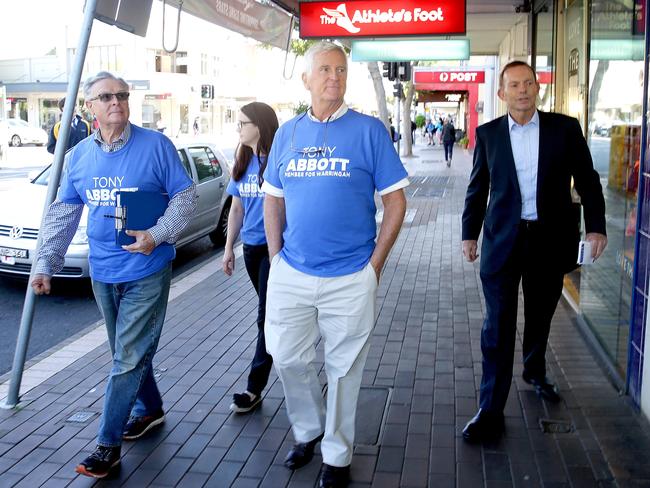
[32,71,197,479]
[263,42,408,488]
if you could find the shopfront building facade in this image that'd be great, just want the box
[523,0,649,414]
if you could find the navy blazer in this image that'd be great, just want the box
[462,111,606,275]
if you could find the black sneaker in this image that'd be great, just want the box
[123,409,165,440]
[230,391,262,413]
[75,445,121,478]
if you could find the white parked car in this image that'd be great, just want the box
[0,141,232,279]
[0,118,48,147]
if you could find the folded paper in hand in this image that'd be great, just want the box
[577,240,594,265]
[112,191,169,246]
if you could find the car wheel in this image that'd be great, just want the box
[11,135,21,147]
[209,198,230,246]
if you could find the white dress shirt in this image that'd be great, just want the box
[508,110,539,220]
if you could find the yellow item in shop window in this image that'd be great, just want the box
[607,124,641,192]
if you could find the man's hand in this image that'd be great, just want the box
[222,247,235,276]
[122,230,156,255]
[585,232,607,260]
[369,259,381,284]
[31,274,52,295]
[462,240,479,262]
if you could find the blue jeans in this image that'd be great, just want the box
[91,264,172,447]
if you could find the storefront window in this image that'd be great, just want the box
[535,0,555,111]
[40,99,59,131]
[580,0,644,375]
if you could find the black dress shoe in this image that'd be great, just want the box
[319,463,350,488]
[284,433,324,470]
[522,373,561,403]
[462,409,504,443]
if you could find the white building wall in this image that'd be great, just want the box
[0,0,380,141]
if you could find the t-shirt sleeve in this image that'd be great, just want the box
[226,177,240,197]
[158,136,193,197]
[57,153,83,204]
[372,121,409,193]
[262,130,284,193]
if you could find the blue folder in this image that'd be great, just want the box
[114,190,169,246]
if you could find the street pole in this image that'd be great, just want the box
[394,81,402,156]
[1,0,98,409]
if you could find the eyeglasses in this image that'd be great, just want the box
[290,110,331,156]
[236,120,255,129]
[88,92,130,103]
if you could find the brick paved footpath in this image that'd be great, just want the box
[1,139,650,487]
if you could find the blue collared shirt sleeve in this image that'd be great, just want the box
[34,201,84,276]
[147,137,197,246]
[148,183,198,246]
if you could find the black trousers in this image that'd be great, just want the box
[443,141,454,161]
[242,243,273,396]
[478,221,564,413]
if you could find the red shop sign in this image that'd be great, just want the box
[414,70,485,83]
[300,0,466,38]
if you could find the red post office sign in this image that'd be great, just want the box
[414,70,485,83]
[300,0,466,38]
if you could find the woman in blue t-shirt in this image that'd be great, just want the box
[222,101,279,414]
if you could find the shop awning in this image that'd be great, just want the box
[164,0,296,50]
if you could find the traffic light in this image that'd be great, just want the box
[201,84,214,99]
[398,62,412,82]
[382,62,398,81]
[393,81,403,99]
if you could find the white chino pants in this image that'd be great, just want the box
[265,255,377,467]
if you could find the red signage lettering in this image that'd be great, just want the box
[300,0,466,38]
[414,71,485,83]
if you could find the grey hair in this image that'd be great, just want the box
[303,41,347,74]
[82,71,129,99]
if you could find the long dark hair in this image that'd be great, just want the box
[232,102,279,183]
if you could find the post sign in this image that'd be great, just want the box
[414,70,485,83]
[300,0,466,38]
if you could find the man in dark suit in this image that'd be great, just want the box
[461,60,607,443]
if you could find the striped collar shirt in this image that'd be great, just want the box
[508,110,539,220]
[93,122,131,153]
[306,102,348,123]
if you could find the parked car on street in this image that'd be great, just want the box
[0,140,231,279]
[0,118,48,147]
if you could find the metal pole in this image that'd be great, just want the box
[395,82,402,156]
[2,0,98,409]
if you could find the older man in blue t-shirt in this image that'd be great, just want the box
[263,42,408,488]
[32,71,197,479]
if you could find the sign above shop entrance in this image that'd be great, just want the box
[300,0,466,38]
[414,70,485,83]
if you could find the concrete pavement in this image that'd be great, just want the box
[1,139,649,487]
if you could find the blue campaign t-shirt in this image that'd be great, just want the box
[58,124,193,283]
[264,109,408,277]
[226,155,266,246]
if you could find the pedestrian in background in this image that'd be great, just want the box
[32,71,197,478]
[263,41,408,488]
[442,117,456,167]
[426,118,435,145]
[46,97,91,154]
[436,117,444,144]
[222,101,279,414]
[461,60,607,443]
